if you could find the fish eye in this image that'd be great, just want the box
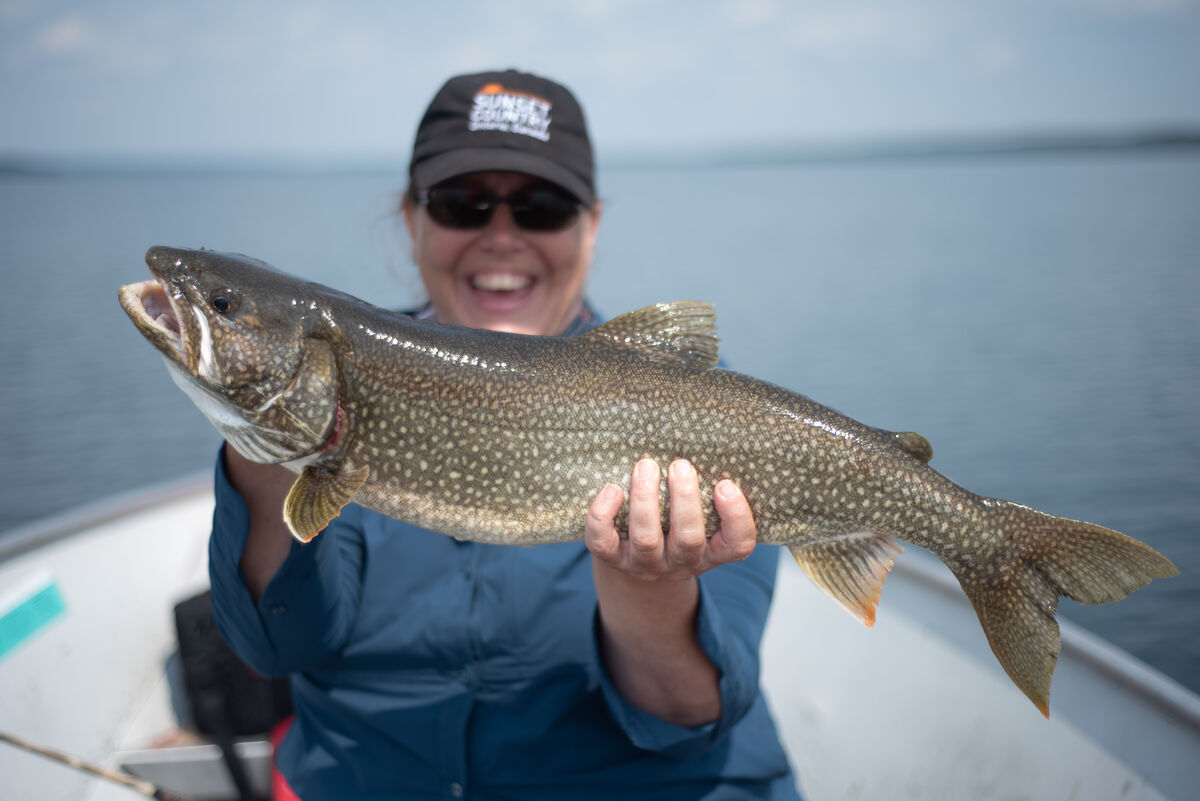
[210,288,239,315]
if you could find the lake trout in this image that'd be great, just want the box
[119,245,1176,716]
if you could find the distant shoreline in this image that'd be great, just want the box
[3,129,1200,177]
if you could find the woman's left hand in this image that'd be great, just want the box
[584,457,758,727]
[585,457,757,581]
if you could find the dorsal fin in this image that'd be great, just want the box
[582,301,720,368]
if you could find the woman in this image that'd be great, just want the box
[211,69,800,800]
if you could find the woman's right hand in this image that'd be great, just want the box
[224,445,298,601]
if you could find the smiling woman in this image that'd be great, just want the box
[200,69,803,801]
[402,170,600,335]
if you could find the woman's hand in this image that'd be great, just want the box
[584,457,757,727]
[225,445,298,602]
[585,457,757,581]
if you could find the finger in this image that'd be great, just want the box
[626,458,665,569]
[666,459,706,569]
[708,479,757,564]
[585,484,625,565]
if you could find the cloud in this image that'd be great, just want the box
[0,0,38,22]
[972,38,1019,74]
[788,6,887,48]
[725,0,781,27]
[781,5,940,60]
[33,14,96,54]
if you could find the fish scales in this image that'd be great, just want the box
[119,246,1177,717]
[349,327,900,547]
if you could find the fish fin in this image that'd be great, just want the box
[283,464,370,542]
[583,301,720,368]
[957,503,1178,717]
[894,431,933,463]
[789,532,903,627]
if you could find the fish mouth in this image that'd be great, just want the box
[118,277,193,371]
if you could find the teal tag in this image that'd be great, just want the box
[0,574,67,661]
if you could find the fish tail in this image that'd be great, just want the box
[956,502,1177,717]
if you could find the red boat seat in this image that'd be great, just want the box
[270,716,302,801]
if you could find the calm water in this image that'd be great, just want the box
[1,151,1197,694]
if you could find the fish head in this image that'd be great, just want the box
[120,246,341,464]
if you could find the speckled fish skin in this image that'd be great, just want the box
[120,246,1177,717]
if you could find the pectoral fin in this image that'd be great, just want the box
[789,532,903,627]
[283,465,370,542]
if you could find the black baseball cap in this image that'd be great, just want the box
[409,69,595,206]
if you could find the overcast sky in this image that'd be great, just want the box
[2,0,1198,162]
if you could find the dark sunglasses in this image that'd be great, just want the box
[414,183,584,232]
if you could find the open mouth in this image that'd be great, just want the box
[470,273,533,292]
[118,278,187,362]
[466,272,536,312]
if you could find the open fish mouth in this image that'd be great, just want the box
[118,277,192,369]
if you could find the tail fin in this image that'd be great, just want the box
[956,502,1177,717]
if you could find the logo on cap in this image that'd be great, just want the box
[468,83,552,142]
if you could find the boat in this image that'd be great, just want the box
[2,477,1198,800]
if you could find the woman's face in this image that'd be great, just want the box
[403,171,602,336]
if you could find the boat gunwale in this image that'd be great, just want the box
[896,549,1200,732]
[3,473,1197,736]
[0,472,212,563]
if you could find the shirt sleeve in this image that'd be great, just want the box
[593,544,780,759]
[208,446,365,677]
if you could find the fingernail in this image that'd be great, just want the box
[601,484,622,505]
[635,458,658,483]
[717,479,740,500]
[669,459,694,480]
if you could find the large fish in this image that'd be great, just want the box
[120,246,1176,716]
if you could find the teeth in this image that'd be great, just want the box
[471,273,532,292]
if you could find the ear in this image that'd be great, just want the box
[401,193,418,239]
[400,193,421,263]
[582,199,603,250]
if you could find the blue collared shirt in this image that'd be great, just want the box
[208,305,800,800]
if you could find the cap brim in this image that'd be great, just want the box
[412,148,594,206]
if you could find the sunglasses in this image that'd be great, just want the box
[414,183,584,232]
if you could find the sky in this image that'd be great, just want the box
[1,0,1198,163]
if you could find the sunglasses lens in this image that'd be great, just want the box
[424,187,493,229]
[421,185,582,231]
[510,188,581,231]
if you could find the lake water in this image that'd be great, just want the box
[1,150,1197,695]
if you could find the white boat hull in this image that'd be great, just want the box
[2,479,1197,800]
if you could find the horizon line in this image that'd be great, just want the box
[3,127,1199,176]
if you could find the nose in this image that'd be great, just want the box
[479,203,524,251]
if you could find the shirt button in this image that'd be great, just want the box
[268,604,286,615]
[456,669,471,684]
[450,781,464,797]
